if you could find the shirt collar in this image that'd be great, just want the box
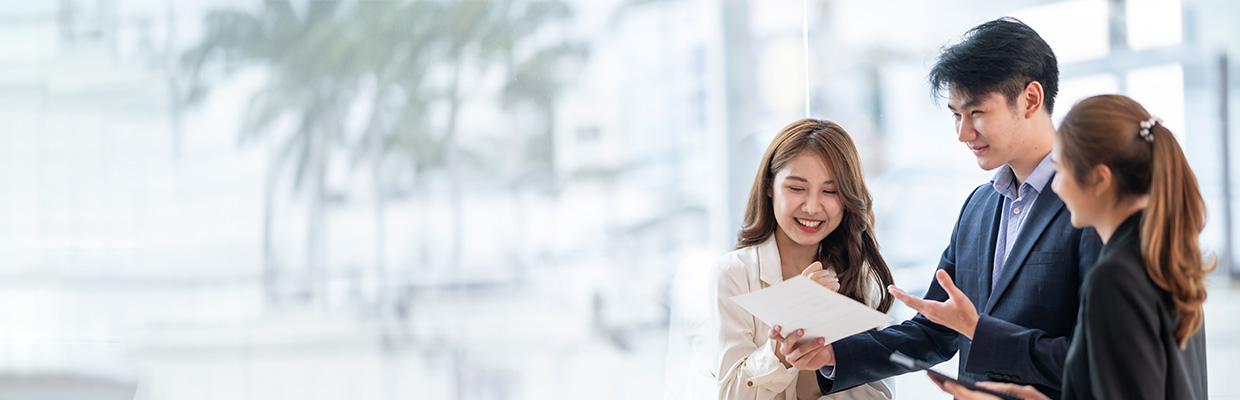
[990,153,1055,200]
[1025,153,1056,192]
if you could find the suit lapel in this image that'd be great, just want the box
[756,236,783,287]
[983,189,1065,314]
[975,190,1003,309]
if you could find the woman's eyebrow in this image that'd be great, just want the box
[786,176,833,185]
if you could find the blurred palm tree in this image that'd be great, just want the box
[496,4,588,279]
[181,1,365,302]
[440,0,586,273]
[179,0,584,304]
[499,2,587,187]
[345,1,447,309]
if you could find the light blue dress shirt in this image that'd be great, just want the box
[990,154,1056,285]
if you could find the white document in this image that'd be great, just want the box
[730,276,894,344]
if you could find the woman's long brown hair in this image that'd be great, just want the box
[1057,94,1215,347]
[736,119,895,313]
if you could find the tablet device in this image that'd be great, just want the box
[888,351,1023,400]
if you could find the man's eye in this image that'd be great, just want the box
[789,187,805,192]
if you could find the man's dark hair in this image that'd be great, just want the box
[929,17,1059,114]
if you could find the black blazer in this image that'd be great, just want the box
[1061,211,1208,399]
[823,180,1102,398]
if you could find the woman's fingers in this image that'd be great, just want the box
[786,337,826,362]
[804,270,840,291]
[768,325,785,341]
[800,261,824,276]
[926,373,949,391]
[807,270,834,280]
[800,262,841,291]
[977,381,1046,400]
[779,328,804,353]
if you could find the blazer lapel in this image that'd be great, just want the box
[756,235,783,287]
[983,189,1066,314]
[974,190,1003,309]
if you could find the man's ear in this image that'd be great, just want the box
[1021,81,1045,118]
[1091,164,1113,197]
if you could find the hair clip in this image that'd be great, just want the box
[1138,116,1161,143]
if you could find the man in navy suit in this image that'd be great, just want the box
[769,18,1102,399]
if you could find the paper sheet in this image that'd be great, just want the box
[730,276,894,344]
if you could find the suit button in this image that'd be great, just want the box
[1011,375,1020,381]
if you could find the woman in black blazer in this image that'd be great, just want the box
[933,94,1212,399]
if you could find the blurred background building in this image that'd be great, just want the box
[1,0,1238,399]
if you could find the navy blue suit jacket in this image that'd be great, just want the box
[821,179,1102,399]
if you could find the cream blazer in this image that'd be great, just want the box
[710,236,893,400]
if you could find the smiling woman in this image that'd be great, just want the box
[711,118,896,400]
[770,154,846,266]
[736,119,894,312]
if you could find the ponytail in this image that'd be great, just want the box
[1141,123,1216,348]
[1058,94,1216,348]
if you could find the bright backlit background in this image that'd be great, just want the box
[3,0,1240,399]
